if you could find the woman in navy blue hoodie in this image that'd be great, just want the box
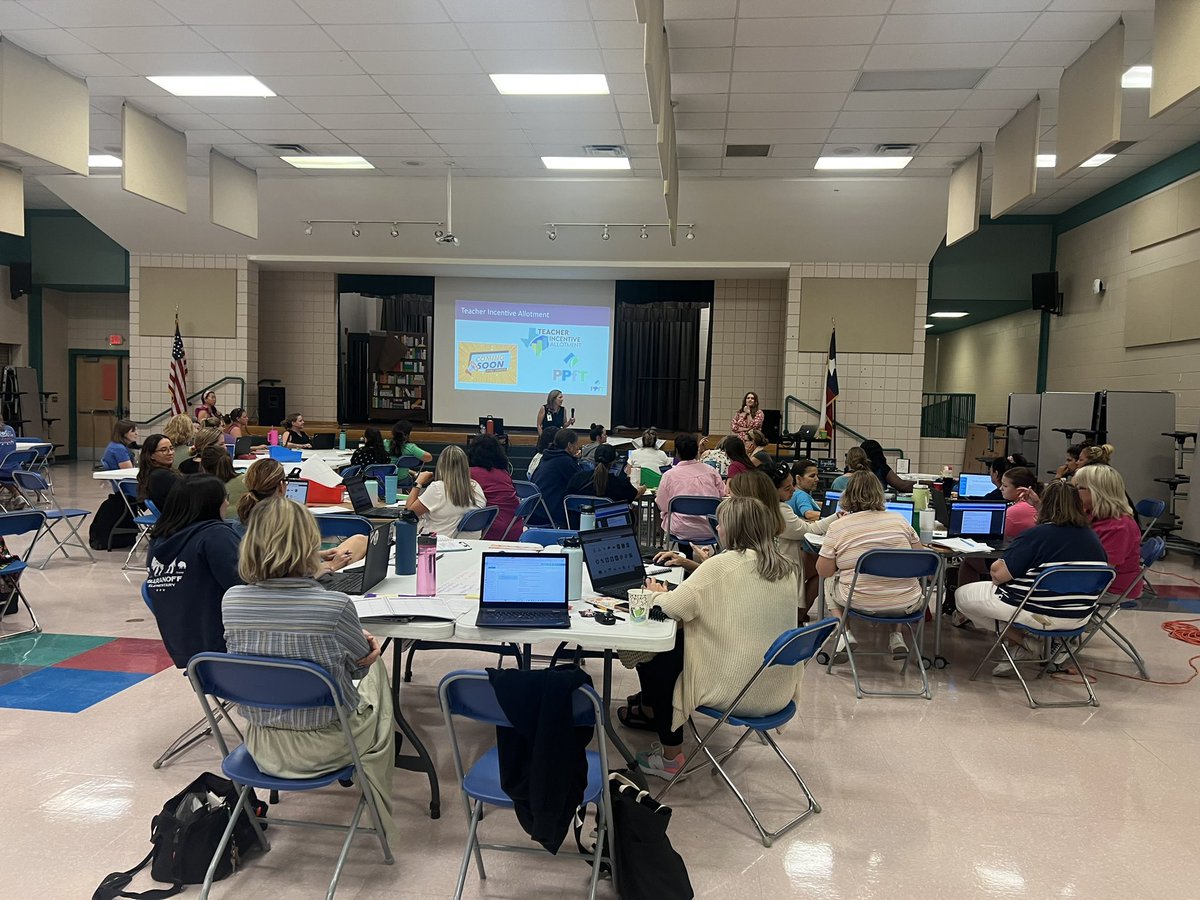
[530,428,582,527]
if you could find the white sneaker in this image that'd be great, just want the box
[636,743,686,781]
[889,632,908,660]
[831,629,857,664]
[992,648,1029,677]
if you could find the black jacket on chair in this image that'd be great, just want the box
[487,666,592,853]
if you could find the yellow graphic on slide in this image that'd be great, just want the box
[458,342,519,385]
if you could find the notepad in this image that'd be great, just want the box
[353,596,474,620]
[932,537,994,554]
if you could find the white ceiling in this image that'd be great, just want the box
[7,0,1200,217]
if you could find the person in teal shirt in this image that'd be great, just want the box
[389,420,433,480]
[829,447,870,492]
[787,457,822,521]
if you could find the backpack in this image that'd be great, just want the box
[93,772,268,900]
[89,492,136,550]
[0,536,21,616]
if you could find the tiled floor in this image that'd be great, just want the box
[3,462,1200,898]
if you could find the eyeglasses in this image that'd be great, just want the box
[155,445,173,454]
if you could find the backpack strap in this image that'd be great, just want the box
[92,847,183,900]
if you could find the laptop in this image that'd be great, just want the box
[948,501,1007,540]
[477,416,506,436]
[474,552,570,628]
[885,500,915,526]
[284,479,309,503]
[345,476,408,519]
[957,472,994,499]
[820,490,842,517]
[324,523,391,596]
[311,433,337,450]
[792,424,817,442]
[594,502,634,530]
[930,486,950,526]
[579,524,654,602]
[232,436,253,458]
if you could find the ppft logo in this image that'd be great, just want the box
[553,352,586,382]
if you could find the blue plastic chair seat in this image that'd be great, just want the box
[847,608,926,625]
[133,514,157,527]
[42,508,89,520]
[1012,622,1088,640]
[697,699,796,731]
[221,743,356,792]
[461,746,605,809]
[0,559,26,577]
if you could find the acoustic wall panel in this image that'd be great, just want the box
[990,96,1040,218]
[139,267,237,338]
[946,147,982,247]
[1128,186,1179,249]
[1055,19,1124,178]
[0,165,23,236]
[797,278,917,353]
[1151,0,1200,117]
[122,103,187,213]
[209,151,258,238]
[0,38,88,175]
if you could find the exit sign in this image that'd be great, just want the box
[109,334,124,346]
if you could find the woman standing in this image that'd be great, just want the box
[102,420,138,471]
[194,390,220,421]
[468,434,521,541]
[222,498,396,848]
[730,392,764,449]
[406,445,487,537]
[281,413,312,449]
[861,439,916,494]
[535,389,575,435]
[136,433,178,508]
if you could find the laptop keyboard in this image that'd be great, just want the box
[325,572,364,595]
[480,609,564,621]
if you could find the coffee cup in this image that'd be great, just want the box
[627,588,653,624]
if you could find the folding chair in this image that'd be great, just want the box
[394,455,424,489]
[315,513,373,541]
[520,527,578,546]
[0,510,46,641]
[122,488,158,570]
[499,492,543,540]
[10,470,94,568]
[968,563,1115,709]
[363,464,398,495]
[563,494,606,530]
[338,464,361,483]
[824,549,942,700]
[453,506,497,538]
[1074,537,1164,679]
[187,653,395,899]
[438,669,615,900]
[657,618,839,847]
[664,495,721,549]
[0,448,38,510]
[1135,498,1166,540]
[513,479,554,523]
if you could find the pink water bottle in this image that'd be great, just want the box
[416,532,437,595]
[268,428,279,446]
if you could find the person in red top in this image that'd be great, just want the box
[718,435,755,480]
[1000,467,1039,539]
[1069,464,1142,598]
[467,433,521,540]
[730,391,764,450]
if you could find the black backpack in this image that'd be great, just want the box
[89,492,136,551]
[93,772,268,900]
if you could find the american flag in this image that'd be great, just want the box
[169,314,188,416]
[820,329,838,447]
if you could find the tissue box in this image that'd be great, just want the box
[305,480,345,504]
[269,446,302,462]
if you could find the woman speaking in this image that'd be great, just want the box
[535,389,575,435]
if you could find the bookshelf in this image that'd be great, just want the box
[369,331,427,423]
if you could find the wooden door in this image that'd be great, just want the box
[75,356,120,461]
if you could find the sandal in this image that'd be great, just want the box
[617,700,657,732]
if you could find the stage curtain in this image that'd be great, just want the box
[612,300,704,432]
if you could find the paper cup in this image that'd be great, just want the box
[627,588,653,624]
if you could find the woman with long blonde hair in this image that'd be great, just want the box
[405,445,486,536]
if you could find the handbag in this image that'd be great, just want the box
[92,772,269,900]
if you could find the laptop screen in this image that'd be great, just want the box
[821,490,842,516]
[958,473,994,498]
[344,477,372,512]
[284,479,309,503]
[480,554,567,606]
[594,502,634,530]
[579,525,646,589]
[950,502,1007,538]
[885,500,914,524]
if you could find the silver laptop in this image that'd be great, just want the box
[474,553,570,628]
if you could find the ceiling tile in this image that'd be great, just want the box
[351,51,482,75]
[411,112,521,131]
[158,113,223,130]
[181,128,245,144]
[976,67,1063,91]
[4,28,104,55]
[85,75,173,96]
[730,92,847,112]
[945,108,1023,128]
[734,16,884,47]
[614,93,653,113]
[1023,12,1121,42]
[189,25,340,52]
[723,128,831,143]
[107,52,247,75]
[998,40,1088,68]
[212,113,322,130]
[826,127,938,143]
[47,53,134,77]
[836,110,952,129]
[324,23,466,51]
[370,74,497,95]
[247,75,385,95]
[665,0,736,18]
[729,110,838,129]
[398,95,510,114]
[877,13,1038,44]
[66,26,217,53]
[440,142,532,157]
[235,128,337,143]
[673,93,729,112]
[184,96,304,114]
[676,129,727,144]
[934,126,1000,143]
[521,128,624,144]
[679,157,723,170]
[153,0,312,25]
[424,129,530,144]
[471,49,604,72]
[957,89,1040,110]
[674,112,726,129]
[17,0,171,27]
[732,71,857,93]
[768,143,826,157]
[457,21,598,50]
[293,0,448,23]
[225,52,365,77]
[602,49,649,73]
[503,95,616,113]
[740,0,891,13]
[865,42,1012,69]
[606,73,652,93]
[733,46,869,72]
[588,0,636,20]
[670,48,734,73]
[618,111,657,129]
[843,90,970,111]
[595,20,644,49]
[665,19,735,48]
[676,144,723,157]
[439,0,592,21]
[890,0,1048,10]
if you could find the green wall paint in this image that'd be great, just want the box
[29,213,128,289]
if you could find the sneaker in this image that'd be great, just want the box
[992,648,1029,677]
[636,743,686,781]
[889,632,908,660]
[830,628,857,664]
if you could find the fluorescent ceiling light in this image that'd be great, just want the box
[1122,66,1152,89]
[925,323,935,329]
[930,311,968,319]
[491,74,609,95]
[1081,153,1116,167]
[815,156,911,170]
[88,154,122,168]
[147,75,275,97]
[541,156,630,170]
[1036,154,1056,168]
[854,69,986,92]
[280,155,374,170]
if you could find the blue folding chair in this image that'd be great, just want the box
[10,469,94,568]
[315,513,373,540]
[1075,537,1164,679]
[513,480,554,524]
[124,496,160,571]
[438,670,615,899]
[665,495,721,548]
[453,506,497,538]
[969,563,1116,708]
[1135,497,1166,540]
[657,618,839,847]
[187,653,395,899]
[520,527,579,546]
[825,549,942,700]
[563,494,606,530]
[0,448,38,510]
[394,455,425,489]
[499,492,542,541]
[339,464,362,483]
[0,510,46,640]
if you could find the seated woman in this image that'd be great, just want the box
[746,429,773,467]
[580,423,607,461]
[281,412,312,449]
[351,426,391,469]
[526,425,558,479]
[1055,441,1091,480]
[656,433,727,545]
[567,443,645,505]
[983,454,1030,502]
[468,434,521,540]
[622,495,802,780]
[194,390,220,422]
[630,428,672,473]
[860,439,916,494]
[222,498,396,848]
[199,444,248,518]
[530,428,583,527]
[180,427,224,475]
[954,480,1107,675]
[406,445,487,536]
[765,463,832,615]
[787,457,821,521]
[162,414,195,469]
[102,419,138,471]
[830,446,869,491]
[816,470,923,662]
[222,408,249,443]
[1002,467,1039,539]
[389,420,432,480]
[1077,442,1115,471]
[136,433,178,509]
[1069,463,1142,601]
[718,434,755,480]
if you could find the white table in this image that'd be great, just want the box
[90,448,356,481]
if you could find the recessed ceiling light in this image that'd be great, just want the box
[541,156,630,170]
[1036,154,1056,168]
[1081,153,1116,168]
[147,75,275,97]
[1122,66,1152,89]
[280,155,374,170]
[930,311,968,318]
[815,156,912,170]
[490,74,609,95]
[925,323,935,329]
[854,69,987,92]
[88,154,122,168]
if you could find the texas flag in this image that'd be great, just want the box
[820,329,838,442]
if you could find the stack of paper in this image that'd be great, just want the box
[932,537,994,554]
[353,596,475,620]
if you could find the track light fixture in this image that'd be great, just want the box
[601,225,610,241]
[304,221,313,236]
[547,226,557,241]
[541,222,696,243]
[351,223,361,237]
[389,223,399,237]
[639,225,649,240]
[300,218,444,237]
[686,225,695,240]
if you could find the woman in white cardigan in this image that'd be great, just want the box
[626,494,802,781]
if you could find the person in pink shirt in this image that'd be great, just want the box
[730,392,764,450]
[656,433,726,543]
[1000,467,1039,539]
[1069,464,1143,598]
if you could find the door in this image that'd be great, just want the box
[74,355,121,461]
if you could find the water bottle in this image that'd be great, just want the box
[919,509,935,545]
[912,485,930,512]
[338,427,347,450]
[631,464,642,488]
[267,428,278,446]
[416,532,437,595]
[394,512,417,575]
[579,505,596,531]
[384,474,398,505]
[560,537,583,601]
[486,416,494,435]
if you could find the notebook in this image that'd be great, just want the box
[948,501,1007,540]
[579,524,653,601]
[323,523,390,596]
[474,552,570,628]
[345,476,408,519]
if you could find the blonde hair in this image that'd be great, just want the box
[1071,464,1133,521]
[717,495,798,582]
[1079,443,1115,467]
[238,498,321,583]
[163,413,194,447]
[728,469,785,536]
[190,427,224,458]
[746,428,767,449]
[840,470,885,513]
[238,458,284,523]
[844,446,869,473]
[434,445,476,508]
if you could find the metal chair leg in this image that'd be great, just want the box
[0,586,41,641]
[455,799,484,899]
[122,528,149,570]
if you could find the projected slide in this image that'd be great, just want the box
[454,300,611,395]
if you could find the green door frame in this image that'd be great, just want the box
[68,348,128,460]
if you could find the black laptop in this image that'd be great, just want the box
[310,433,337,450]
[345,476,408,519]
[579,524,656,601]
[474,552,570,628]
[948,500,1007,541]
[324,523,391,596]
[233,436,253,457]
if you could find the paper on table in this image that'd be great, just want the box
[309,505,351,515]
[436,567,480,597]
[436,536,472,552]
[932,537,994,553]
[354,596,473,620]
[298,456,343,489]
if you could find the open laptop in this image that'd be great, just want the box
[284,479,309,503]
[345,476,408,519]
[232,436,253,458]
[820,490,842,517]
[948,500,1007,540]
[474,552,570,628]
[930,486,950,526]
[594,501,634,530]
[579,524,656,601]
[310,433,337,450]
[957,472,995,499]
[324,523,391,596]
[885,500,915,526]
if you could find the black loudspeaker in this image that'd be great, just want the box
[9,262,31,300]
[258,386,285,426]
[1031,271,1062,314]
[761,408,782,443]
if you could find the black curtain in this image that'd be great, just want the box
[379,292,433,332]
[612,300,705,432]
